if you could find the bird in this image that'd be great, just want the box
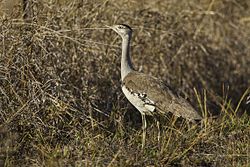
[107,24,202,149]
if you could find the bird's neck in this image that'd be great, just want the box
[121,35,133,81]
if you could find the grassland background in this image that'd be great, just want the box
[0,0,250,166]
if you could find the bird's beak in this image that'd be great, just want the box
[105,25,113,29]
[105,25,117,33]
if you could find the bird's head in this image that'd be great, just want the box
[107,24,132,38]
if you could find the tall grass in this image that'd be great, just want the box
[0,0,249,166]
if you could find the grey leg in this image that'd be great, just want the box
[141,113,146,149]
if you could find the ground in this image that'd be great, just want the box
[0,0,250,166]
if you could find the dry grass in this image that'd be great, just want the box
[0,0,250,166]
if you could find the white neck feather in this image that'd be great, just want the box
[121,34,134,81]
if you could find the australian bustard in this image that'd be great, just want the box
[107,24,202,148]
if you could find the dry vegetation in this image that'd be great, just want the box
[0,0,250,166]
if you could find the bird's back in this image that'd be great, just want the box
[122,71,202,121]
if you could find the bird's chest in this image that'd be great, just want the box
[122,86,155,115]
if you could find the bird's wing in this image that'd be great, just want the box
[122,71,202,121]
[247,94,250,104]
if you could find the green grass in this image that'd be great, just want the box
[0,0,250,166]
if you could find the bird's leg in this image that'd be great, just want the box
[157,118,160,142]
[141,113,146,149]
[154,116,161,147]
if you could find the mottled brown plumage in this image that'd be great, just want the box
[123,71,202,121]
